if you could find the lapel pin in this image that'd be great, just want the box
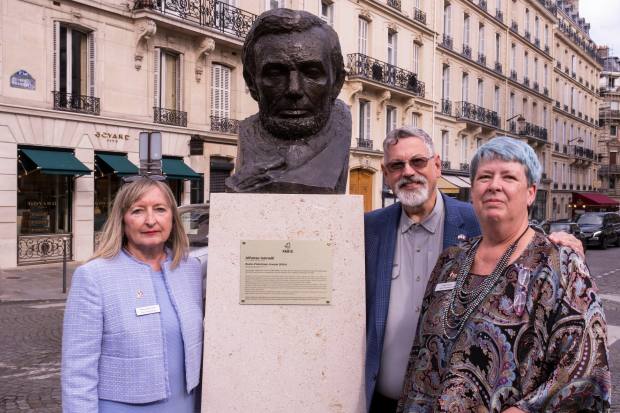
[136,290,144,299]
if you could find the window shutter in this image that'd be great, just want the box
[88,31,96,97]
[53,21,59,91]
[222,66,230,118]
[177,54,183,110]
[153,48,161,108]
[211,64,221,117]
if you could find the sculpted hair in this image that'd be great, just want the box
[383,126,435,161]
[91,177,188,269]
[470,136,542,186]
[242,8,346,102]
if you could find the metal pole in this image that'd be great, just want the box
[62,238,67,293]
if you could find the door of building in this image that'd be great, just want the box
[349,169,374,212]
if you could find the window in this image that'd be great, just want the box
[535,16,540,39]
[442,65,450,100]
[387,30,397,65]
[477,79,484,107]
[511,44,516,72]
[562,121,566,145]
[554,119,559,143]
[460,136,467,163]
[611,125,618,136]
[478,24,485,56]
[320,1,333,25]
[553,161,557,182]
[510,92,515,117]
[461,73,469,102]
[571,55,576,73]
[386,106,397,135]
[359,99,370,141]
[524,52,529,78]
[155,48,182,111]
[495,33,500,62]
[211,64,231,120]
[494,86,500,112]
[534,58,538,83]
[525,8,530,32]
[544,25,549,49]
[209,157,233,195]
[543,107,548,129]
[443,3,452,36]
[441,130,449,160]
[358,18,368,55]
[463,14,470,47]
[267,0,283,10]
[412,43,420,74]
[544,64,548,88]
[54,23,95,98]
[411,113,419,127]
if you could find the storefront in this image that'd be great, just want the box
[438,174,471,201]
[17,147,91,265]
[162,156,203,205]
[571,192,620,220]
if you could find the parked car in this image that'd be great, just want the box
[179,203,209,274]
[576,212,620,249]
[546,221,588,250]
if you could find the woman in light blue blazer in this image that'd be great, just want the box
[62,177,204,412]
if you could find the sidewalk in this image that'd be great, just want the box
[0,260,80,302]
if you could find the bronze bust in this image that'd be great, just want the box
[225,8,351,194]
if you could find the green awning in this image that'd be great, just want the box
[19,148,91,176]
[95,153,139,176]
[162,157,202,180]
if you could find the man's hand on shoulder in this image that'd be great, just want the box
[548,231,585,259]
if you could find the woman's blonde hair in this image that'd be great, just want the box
[91,177,188,269]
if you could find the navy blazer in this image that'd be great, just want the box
[363,194,481,408]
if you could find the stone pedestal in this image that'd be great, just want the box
[202,193,366,413]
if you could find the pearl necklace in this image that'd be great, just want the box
[442,226,530,340]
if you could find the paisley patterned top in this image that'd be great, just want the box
[397,232,611,413]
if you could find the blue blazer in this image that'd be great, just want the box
[364,194,481,408]
[61,250,204,412]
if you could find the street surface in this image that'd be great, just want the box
[1,248,620,412]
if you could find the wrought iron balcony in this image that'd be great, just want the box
[571,145,595,160]
[455,101,500,128]
[510,70,517,81]
[555,101,560,108]
[554,142,559,151]
[511,120,548,141]
[18,234,72,265]
[571,71,576,79]
[534,38,540,47]
[477,53,486,66]
[357,138,373,149]
[564,66,569,75]
[153,107,187,127]
[599,164,620,175]
[563,144,568,154]
[563,104,569,111]
[578,111,582,118]
[553,182,558,189]
[52,91,100,115]
[524,31,531,40]
[510,21,519,33]
[543,87,549,96]
[495,9,504,23]
[387,0,401,11]
[462,44,472,59]
[133,0,257,39]
[523,77,530,87]
[562,183,567,189]
[478,0,487,11]
[494,61,503,74]
[441,99,452,116]
[533,81,539,91]
[441,160,451,170]
[413,7,426,24]
[347,53,425,97]
[544,45,550,54]
[556,61,561,69]
[460,163,470,172]
[441,34,454,50]
[210,115,239,134]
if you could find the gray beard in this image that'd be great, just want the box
[394,176,430,208]
[259,111,330,140]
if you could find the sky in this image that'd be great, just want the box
[580,0,620,56]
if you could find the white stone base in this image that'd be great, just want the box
[202,193,366,413]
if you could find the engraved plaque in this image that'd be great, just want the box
[240,240,332,305]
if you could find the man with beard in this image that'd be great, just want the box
[225,8,350,194]
[363,126,481,412]
[363,127,585,413]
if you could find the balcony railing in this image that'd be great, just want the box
[511,120,548,141]
[455,101,500,127]
[441,160,451,169]
[478,0,487,12]
[510,21,519,33]
[133,0,257,39]
[599,164,620,174]
[600,109,620,118]
[523,77,530,87]
[544,45,550,54]
[18,234,72,265]
[534,38,540,48]
[533,81,539,91]
[477,53,486,66]
[357,138,373,149]
[543,87,549,96]
[441,99,452,116]
[494,61,503,74]
[462,44,472,59]
[441,34,453,50]
[554,142,559,151]
[387,0,401,11]
[52,91,100,115]
[210,115,239,134]
[347,53,425,97]
[413,7,426,25]
[495,9,504,23]
[571,145,595,160]
[524,31,531,40]
[153,107,187,127]
[510,70,517,81]
[557,20,605,65]
[460,162,470,172]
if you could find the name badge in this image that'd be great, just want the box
[435,281,456,292]
[136,304,160,316]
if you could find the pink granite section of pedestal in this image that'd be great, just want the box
[202,193,365,413]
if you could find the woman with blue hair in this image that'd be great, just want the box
[397,136,610,412]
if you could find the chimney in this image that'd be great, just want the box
[598,46,610,59]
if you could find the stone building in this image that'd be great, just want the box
[598,46,620,206]
[0,0,604,267]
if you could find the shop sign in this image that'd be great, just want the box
[10,70,36,90]
[95,132,131,143]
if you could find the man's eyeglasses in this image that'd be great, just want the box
[385,155,434,173]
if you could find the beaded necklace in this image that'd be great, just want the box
[442,225,530,340]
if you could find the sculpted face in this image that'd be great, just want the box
[251,27,335,139]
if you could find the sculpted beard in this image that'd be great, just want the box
[259,100,331,140]
[394,175,430,208]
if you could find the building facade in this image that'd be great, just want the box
[0,0,605,267]
[598,47,620,205]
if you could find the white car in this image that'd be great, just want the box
[179,203,209,276]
